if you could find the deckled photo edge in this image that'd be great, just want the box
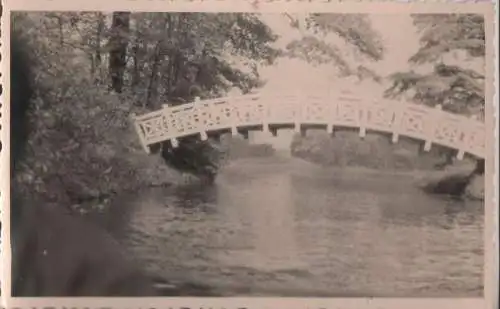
[1,1,13,303]
[0,1,498,309]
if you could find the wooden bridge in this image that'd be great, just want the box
[132,93,485,160]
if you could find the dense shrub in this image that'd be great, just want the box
[12,28,180,213]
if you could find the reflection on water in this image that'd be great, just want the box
[215,173,304,272]
[107,156,483,297]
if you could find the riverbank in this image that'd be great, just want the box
[13,88,186,215]
[290,130,484,200]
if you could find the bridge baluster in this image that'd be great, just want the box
[160,104,179,148]
[456,117,468,160]
[358,99,367,138]
[391,102,404,144]
[229,99,239,136]
[262,98,270,134]
[456,114,478,160]
[294,106,301,133]
[131,113,151,154]
[193,97,209,141]
[326,95,337,135]
[423,104,443,152]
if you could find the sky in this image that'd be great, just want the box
[257,14,419,92]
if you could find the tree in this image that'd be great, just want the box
[385,14,486,169]
[127,13,280,107]
[11,12,282,199]
[285,13,385,81]
[119,13,281,180]
[385,14,486,117]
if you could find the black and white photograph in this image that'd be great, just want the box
[3,2,496,304]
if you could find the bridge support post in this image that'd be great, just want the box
[327,123,335,136]
[294,123,301,133]
[231,127,239,136]
[170,138,179,148]
[262,122,270,134]
[423,140,432,152]
[359,127,366,138]
[391,133,399,144]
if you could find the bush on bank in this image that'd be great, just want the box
[12,37,181,214]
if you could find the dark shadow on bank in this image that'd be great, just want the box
[9,23,223,298]
[420,158,484,199]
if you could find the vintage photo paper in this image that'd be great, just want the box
[1,0,498,309]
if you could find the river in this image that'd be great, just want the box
[103,155,483,297]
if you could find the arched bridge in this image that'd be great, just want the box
[132,93,485,160]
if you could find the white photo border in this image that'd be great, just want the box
[1,1,498,309]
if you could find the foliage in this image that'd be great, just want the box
[385,14,486,117]
[409,14,485,63]
[120,13,280,178]
[130,13,280,177]
[290,129,482,200]
[121,13,280,106]
[285,13,384,81]
[290,130,458,171]
[11,12,280,212]
[305,14,384,60]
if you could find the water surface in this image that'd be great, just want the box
[106,156,483,297]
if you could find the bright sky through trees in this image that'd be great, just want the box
[252,13,484,148]
[258,14,418,95]
[252,14,418,147]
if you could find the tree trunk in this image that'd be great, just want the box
[109,12,131,93]
[146,42,161,107]
[168,13,188,99]
[131,16,142,91]
[165,14,174,97]
[57,16,64,46]
[89,53,95,79]
[146,17,169,107]
[93,12,105,84]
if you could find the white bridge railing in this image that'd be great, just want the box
[132,93,485,159]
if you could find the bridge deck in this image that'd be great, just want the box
[132,94,485,159]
